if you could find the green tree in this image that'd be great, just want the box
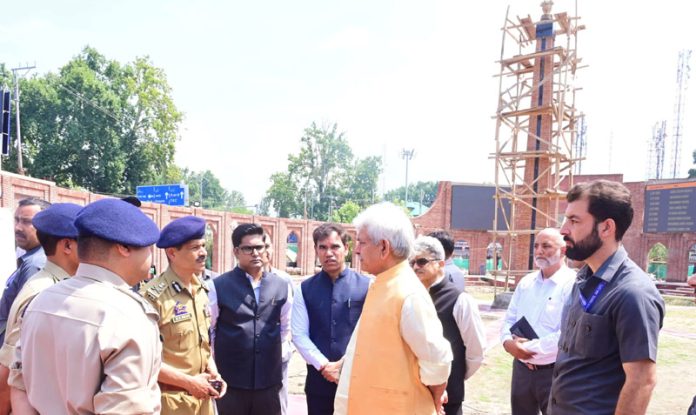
[183,169,251,213]
[343,156,381,205]
[288,122,352,220]
[5,47,183,194]
[264,122,382,220]
[648,243,668,262]
[265,172,302,218]
[689,149,696,178]
[0,64,11,88]
[383,181,438,207]
[330,201,361,224]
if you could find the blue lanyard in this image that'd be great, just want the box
[579,281,607,313]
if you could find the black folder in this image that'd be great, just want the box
[510,316,539,340]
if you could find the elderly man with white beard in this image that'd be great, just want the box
[500,228,576,415]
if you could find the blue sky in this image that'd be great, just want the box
[3,0,696,205]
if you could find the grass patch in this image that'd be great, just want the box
[463,345,513,414]
[288,304,696,414]
[468,290,496,304]
[663,295,696,307]
[648,333,696,414]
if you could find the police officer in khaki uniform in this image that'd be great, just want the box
[141,216,226,414]
[9,198,163,414]
[0,203,82,412]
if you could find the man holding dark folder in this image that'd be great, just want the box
[500,228,575,415]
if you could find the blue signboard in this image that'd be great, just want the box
[136,184,189,206]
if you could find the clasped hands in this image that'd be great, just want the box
[320,360,343,384]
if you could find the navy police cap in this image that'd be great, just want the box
[32,203,82,239]
[157,216,206,248]
[75,199,160,247]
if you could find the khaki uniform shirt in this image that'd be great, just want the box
[9,263,162,415]
[141,267,213,414]
[0,261,69,368]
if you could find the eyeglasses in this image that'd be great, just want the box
[239,245,266,255]
[409,258,438,267]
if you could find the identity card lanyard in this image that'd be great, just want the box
[579,280,607,313]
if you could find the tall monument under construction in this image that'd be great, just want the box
[491,1,584,287]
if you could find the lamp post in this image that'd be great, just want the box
[200,176,204,208]
[401,148,415,204]
[11,64,36,175]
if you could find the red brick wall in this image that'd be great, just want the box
[414,178,696,282]
[4,171,694,281]
[0,171,349,276]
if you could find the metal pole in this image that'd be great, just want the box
[11,65,35,176]
[200,176,204,208]
[401,148,415,204]
[405,157,409,203]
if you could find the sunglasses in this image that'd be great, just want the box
[409,258,438,267]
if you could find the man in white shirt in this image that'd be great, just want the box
[291,223,370,415]
[500,228,576,415]
[411,236,486,415]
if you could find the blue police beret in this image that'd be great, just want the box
[157,216,206,248]
[75,199,160,247]
[32,203,82,239]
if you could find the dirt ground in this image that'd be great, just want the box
[286,288,696,414]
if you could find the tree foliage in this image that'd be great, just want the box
[689,149,696,178]
[648,243,668,262]
[330,200,361,224]
[3,47,183,194]
[183,169,251,213]
[263,122,382,221]
[383,181,438,207]
[2,50,250,211]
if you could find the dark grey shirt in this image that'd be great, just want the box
[0,246,46,343]
[445,259,466,292]
[548,247,665,414]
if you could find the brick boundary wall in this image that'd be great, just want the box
[0,171,360,276]
[3,171,694,282]
[414,178,696,283]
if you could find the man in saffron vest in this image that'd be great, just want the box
[334,202,453,415]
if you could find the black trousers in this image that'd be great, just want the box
[306,393,335,415]
[444,400,463,415]
[511,359,554,415]
[216,385,281,415]
[688,395,696,415]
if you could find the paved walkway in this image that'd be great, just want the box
[288,394,308,415]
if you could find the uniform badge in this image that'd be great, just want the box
[172,281,182,293]
[174,301,188,316]
[172,302,191,323]
[171,313,191,323]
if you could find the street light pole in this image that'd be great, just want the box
[12,65,35,175]
[401,148,415,204]
[200,176,204,209]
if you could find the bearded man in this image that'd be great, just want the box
[500,228,576,415]
[548,180,664,415]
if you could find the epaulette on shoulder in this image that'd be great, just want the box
[198,276,210,292]
[144,279,168,301]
